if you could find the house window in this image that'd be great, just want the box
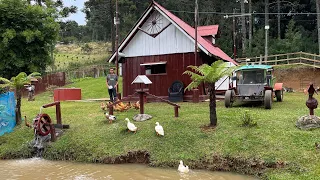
[140,62,167,75]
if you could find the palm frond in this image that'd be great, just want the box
[183,70,205,82]
[184,81,201,92]
[27,72,41,79]
[206,61,237,82]
[186,65,205,75]
[0,77,11,84]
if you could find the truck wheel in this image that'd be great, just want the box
[225,90,235,108]
[264,90,272,109]
[275,90,283,102]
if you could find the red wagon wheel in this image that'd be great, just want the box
[35,114,52,136]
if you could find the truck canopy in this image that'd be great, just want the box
[236,65,273,71]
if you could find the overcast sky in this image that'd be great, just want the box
[63,0,86,25]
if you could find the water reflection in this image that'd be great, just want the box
[0,158,256,180]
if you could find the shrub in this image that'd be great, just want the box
[241,110,257,127]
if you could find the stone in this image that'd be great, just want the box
[296,115,320,130]
[133,114,152,122]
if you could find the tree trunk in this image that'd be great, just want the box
[248,0,252,54]
[317,0,320,54]
[37,0,42,6]
[241,0,246,56]
[277,0,281,39]
[110,0,115,52]
[208,82,217,126]
[15,90,22,125]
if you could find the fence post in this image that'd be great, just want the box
[109,105,114,115]
[174,106,179,117]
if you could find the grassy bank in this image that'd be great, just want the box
[53,42,110,71]
[1,78,320,179]
[65,77,123,99]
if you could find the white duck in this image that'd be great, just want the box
[125,118,137,133]
[178,160,189,173]
[155,122,164,136]
[105,112,116,124]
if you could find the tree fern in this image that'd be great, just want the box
[184,60,237,126]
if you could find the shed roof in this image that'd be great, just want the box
[108,1,237,65]
[198,25,219,36]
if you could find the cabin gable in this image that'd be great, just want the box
[122,10,194,57]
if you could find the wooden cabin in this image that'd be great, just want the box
[109,1,237,101]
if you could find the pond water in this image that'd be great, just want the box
[0,158,257,180]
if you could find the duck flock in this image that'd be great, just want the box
[104,112,189,173]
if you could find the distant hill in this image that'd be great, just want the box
[48,42,112,72]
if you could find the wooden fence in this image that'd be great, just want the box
[23,72,66,96]
[237,52,320,68]
[66,64,113,80]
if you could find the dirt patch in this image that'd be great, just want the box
[200,124,216,132]
[274,66,320,91]
[152,154,288,177]
[98,150,150,164]
[192,155,287,176]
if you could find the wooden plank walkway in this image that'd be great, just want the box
[237,52,320,68]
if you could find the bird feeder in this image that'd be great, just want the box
[131,75,152,114]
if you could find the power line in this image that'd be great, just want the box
[168,10,320,16]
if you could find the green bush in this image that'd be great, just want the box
[240,110,257,127]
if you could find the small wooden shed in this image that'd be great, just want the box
[109,1,237,101]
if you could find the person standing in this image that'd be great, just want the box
[106,68,118,102]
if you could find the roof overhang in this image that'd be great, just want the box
[108,5,154,63]
[152,6,209,55]
[131,75,153,84]
[140,61,167,66]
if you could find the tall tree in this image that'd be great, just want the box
[0,0,59,79]
[0,72,41,125]
[277,0,281,39]
[241,0,247,56]
[184,61,235,127]
[248,0,253,53]
[317,0,320,54]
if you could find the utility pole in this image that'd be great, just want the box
[248,0,252,54]
[240,0,246,56]
[233,9,237,61]
[265,0,269,63]
[195,0,198,65]
[317,0,320,55]
[115,0,119,88]
[224,9,251,60]
[277,0,281,39]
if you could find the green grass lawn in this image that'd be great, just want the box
[1,78,320,179]
[66,77,123,99]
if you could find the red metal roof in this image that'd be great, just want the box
[198,25,219,36]
[153,1,237,65]
[108,1,236,65]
